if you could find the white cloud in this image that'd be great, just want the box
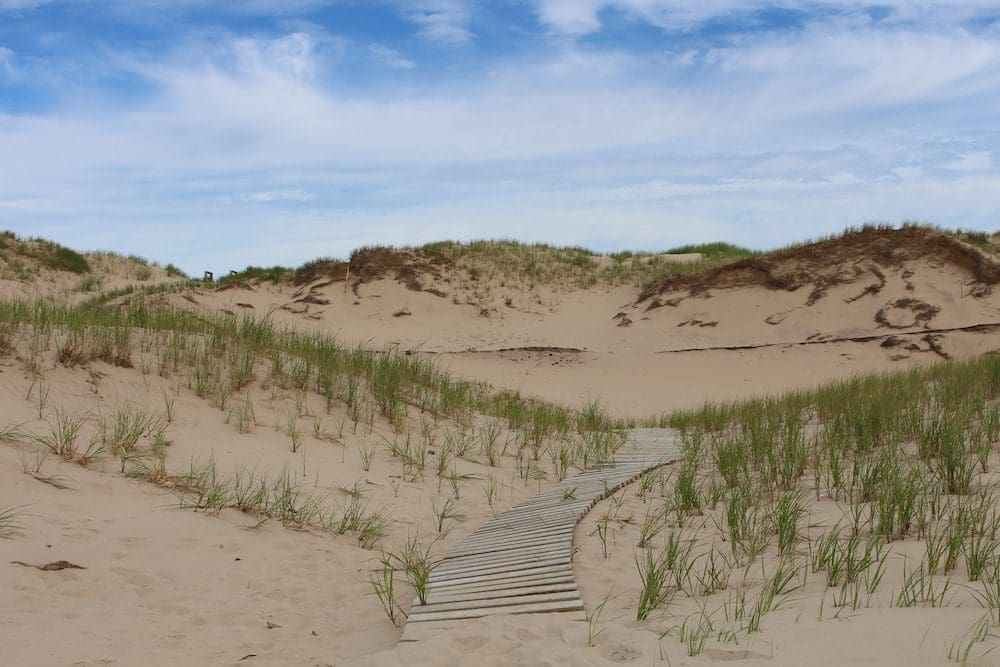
[232,32,318,82]
[947,151,992,171]
[402,0,473,44]
[0,46,13,78]
[368,44,415,70]
[0,0,335,14]
[240,189,315,203]
[0,0,50,8]
[699,25,1000,120]
[533,1,1000,35]
[534,0,604,35]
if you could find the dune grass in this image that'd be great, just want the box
[1,230,91,276]
[173,458,392,546]
[629,352,999,659]
[949,227,1000,257]
[0,296,628,554]
[420,238,756,289]
[0,298,625,466]
[218,265,295,286]
[0,505,26,538]
[156,237,757,294]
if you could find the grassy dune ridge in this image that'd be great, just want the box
[214,238,757,292]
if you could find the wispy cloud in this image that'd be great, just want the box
[240,189,315,203]
[402,0,474,44]
[0,0,50,9]
[533,1,1000,34]
[0,46,13,78]
[368,43,416,70]
[231,32,319,83]
[947,151,993,171]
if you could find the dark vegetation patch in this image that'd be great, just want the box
[293,258,348,285]
[638,224,1000,306]
[0,230,91,275]
[875,298,941,329]
[207,239,757,298]
[346,246,446,291]
[165,263,187,278]
[952,228,1000,256]
[218,265,294,287]
[843,266,887,303]
[664,242,755,262]
[290,247,448,297]
[218,248,446,298]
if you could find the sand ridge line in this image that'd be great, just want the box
[654,320,1000,354]
[422,345,588,355]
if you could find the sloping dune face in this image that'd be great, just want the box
[637,225,999,343]
[187,227,1000,417]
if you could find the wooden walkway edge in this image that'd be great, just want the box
[400,428,682,639]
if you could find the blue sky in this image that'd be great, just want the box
[0,1,998,274]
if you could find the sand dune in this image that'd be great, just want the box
[185,228,1000,417]
[2,226,999,665]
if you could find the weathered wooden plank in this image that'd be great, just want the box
[408,592,583,617]
[407,600,586,623]
[429,555,571,581]
[476,508,586,526]
[487,499,591,514]
[448,530,574,551]
[445,534,573,557]
[445,528,574,552]
[425,582,579,605]
[464,522,575,540]
[455,523,575,544]
[427,564,574,590]
[441,541,572,565]
[438,541,573,567]
[477,503,593,524]
[436,550,571,576]
[401,603,587,628]
[424,573,577,597]
[494,501,594,517]
[504,498,593,512]
[428,570,577,591]
[432,553,573,576]
[456,523,574,543]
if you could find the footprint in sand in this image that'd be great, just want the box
[607,644,642,662]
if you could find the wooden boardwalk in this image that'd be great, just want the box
[402,428,681,637]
